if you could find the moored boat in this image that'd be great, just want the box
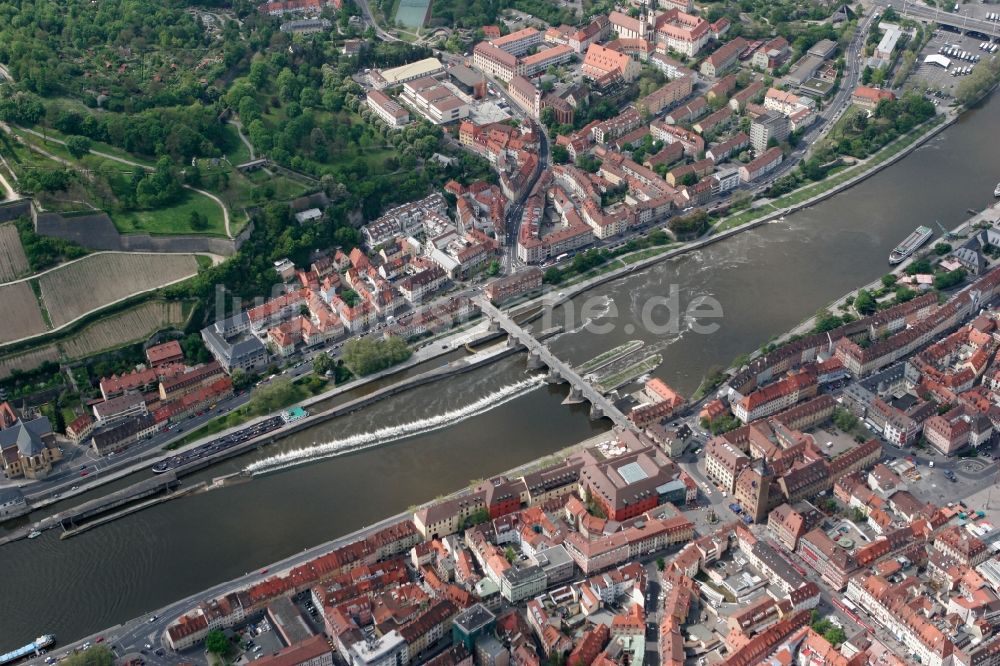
[889,225,933,264]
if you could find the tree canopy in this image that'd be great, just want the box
[341,337,411,376]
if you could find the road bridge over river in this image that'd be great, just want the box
[886,0,1000,37]
[474,296,635,431]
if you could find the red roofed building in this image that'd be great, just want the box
[165,612,209,650]
[846,575,956,666]
[723,610,810,666]
[255,635,332,666]
[852,85,896,110]
[582,44,641,83]
[146,340,184,367]
[699,398,728,425]
[732,370,817,423]
[568,623,609,666]
[738,145,784,183]
[654,9,710,57]
[100,363,185,400]
[650,122,705,156]
[700,37,748,78]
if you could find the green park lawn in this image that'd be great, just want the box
[220,124,253,165]
[15,125,156,169]
[112,189,227,236]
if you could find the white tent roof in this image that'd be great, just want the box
[924,54,951,68]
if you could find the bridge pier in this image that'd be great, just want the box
[526,350,545,370]
[562,386,585,405]
[589,403,605,420]
[544,368,564,384]
[488,318,501,333]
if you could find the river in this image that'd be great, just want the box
[1,95,998,649]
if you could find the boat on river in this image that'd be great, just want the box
[889,225,933,265]
[0,635,54,666]
[994,181,1000,197]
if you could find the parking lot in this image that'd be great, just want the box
[911,26,995,95]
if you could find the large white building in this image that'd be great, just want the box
[365,90,410,128]
[369,57,444,89]
[655,9,710,57]
[347,630,407,666]
[490,27,543,55]
[473,42,521,81]
[400,77,469,125]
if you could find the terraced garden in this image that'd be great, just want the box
[0,282,47,343]
[59,299,190,358]
[38,253,200,328]
[0,223,29,281]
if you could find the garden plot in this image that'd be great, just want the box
[60,300,188,358]
[0,345,61,379]
[0,282,47,343]
[0,224,29,281]
[38,253,199,328]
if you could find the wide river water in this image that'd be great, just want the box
[1,95,999,649]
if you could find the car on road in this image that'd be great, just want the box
[149,615,158,623]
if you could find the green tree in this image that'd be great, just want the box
[668,209,709,239]
[505,546,517,563]
[656,557,665,571]
[205,629,230,655]
[895,286,916,303]
[341,337,412,376]
[575,154,601,173]
[853,289,876,315]
[813,308,845,333]
[933,268,965,290]
[247,378,306,416]
[486,260,501,276]
[543,267,563,284]
[462,508,490,528]
[312,352,334,376]
[824,627,847,646]
[934,242,952,256]
[188,211,208,230]
[230,369,255,391]
[65,135,92,159]
[832,408,859,433]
